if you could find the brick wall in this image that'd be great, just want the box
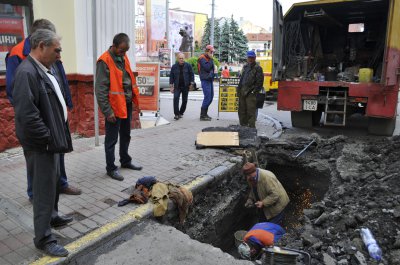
[0,74,106,152]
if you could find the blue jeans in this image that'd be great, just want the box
[27,153,68,199]
[104,102,132,173]
[258,209,285,225]
[201,80,214,109]
[173,86,189,115]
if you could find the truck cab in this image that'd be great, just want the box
[272,0,400,135]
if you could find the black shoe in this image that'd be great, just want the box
[178,114,183,118]
[121,163,143,171]
[50,215,73,227]
[40,242,69,257]
[200,116,211,121]
[174,115,180,120]
[107,170,124,181]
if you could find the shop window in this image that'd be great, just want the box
[0,1,32,72]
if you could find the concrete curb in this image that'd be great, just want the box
[32,156,243,265]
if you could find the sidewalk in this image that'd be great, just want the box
[0,108,278,265]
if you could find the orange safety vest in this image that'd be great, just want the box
[244,229,274,246]
[98,51,140,119]
[9,39,27,59]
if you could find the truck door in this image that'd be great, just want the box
[272,0,284,82]
[383,0,400,87]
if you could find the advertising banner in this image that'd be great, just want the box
[0,5,27,72]
[135,0,147,57]
[158,48,171,68]
[136,62,160,112]
[218,77,240,112]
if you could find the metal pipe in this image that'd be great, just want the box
[294,139,315,158]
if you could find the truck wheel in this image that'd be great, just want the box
[291,111,312,128]
[368,117,396,136]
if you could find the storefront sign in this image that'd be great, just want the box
[218,77,239,112]
[136,62,160,112]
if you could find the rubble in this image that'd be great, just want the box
[270,135,400,265]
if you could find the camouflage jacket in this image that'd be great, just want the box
[237,62,264,96]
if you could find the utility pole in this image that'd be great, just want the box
[210,0,215,46]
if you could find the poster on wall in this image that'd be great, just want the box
[169,10,195,53]
[135,0,146,57]
[147,0,166,57]
[158,48,171,68]
[136,62,160,112]
[0,4,27,72]
[218,78,240,113]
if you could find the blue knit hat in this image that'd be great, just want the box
[247,50,256,58]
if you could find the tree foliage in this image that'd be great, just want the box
[203,15,248,63]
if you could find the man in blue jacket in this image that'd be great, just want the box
[169,53,194,120]
[5,19,81,200]
[197,45,215,121]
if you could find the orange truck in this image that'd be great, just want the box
[272,0,400,135]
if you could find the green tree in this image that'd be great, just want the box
[201,18,221,51]
[216,16,248,64]
[213,19,221,59]
[219,20,230,63]
[236,29,249,62]
[229,16,248,63]
[201,19,211,50]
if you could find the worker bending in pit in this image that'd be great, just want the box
[243,162,290,225]
[238,222,286,260]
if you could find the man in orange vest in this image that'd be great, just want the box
[5,19,81,201]
[95,33,142,181]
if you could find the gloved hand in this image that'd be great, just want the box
[245,199,255,208]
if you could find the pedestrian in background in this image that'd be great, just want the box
[95,33,142,181]
[243,162,289,225]
[197,44,215,121]
[237,51,264,128]
[221,65,230,78]
[169,52,194,120]
[13,29,73,257]
[5,19,81,201]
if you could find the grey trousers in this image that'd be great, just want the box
[24,150,60,248]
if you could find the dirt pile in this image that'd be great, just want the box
[266,135,400,265]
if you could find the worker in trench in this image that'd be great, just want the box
[243,162,290,225]
[238,222,285,260]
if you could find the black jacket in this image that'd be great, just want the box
[13,56,73,153]
[169,62,194,89]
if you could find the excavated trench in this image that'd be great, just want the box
[173,139,332,260]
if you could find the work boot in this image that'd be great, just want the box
[205,107,212,120]
[200,108,211,121]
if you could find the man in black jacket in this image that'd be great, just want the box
[13,29,73,257]
[169,52,194,120]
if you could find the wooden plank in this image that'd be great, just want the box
[196,132,239,147]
